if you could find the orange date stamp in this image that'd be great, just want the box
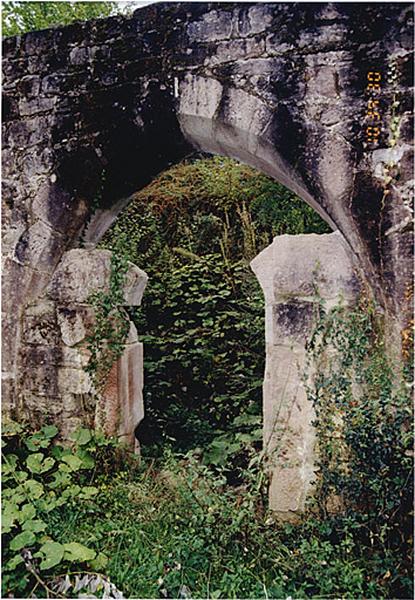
[364,70,382,148]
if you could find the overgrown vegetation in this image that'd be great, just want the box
[86,231,132,393]
[3,317,413,599]
[2,1,116,37]
[305,298,413,598]
[1,0,117,37]
[3,156,412,598]
[100,156,329,469]
[2,422,126,598]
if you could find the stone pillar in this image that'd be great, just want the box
[251,232,359,519]
[99,322,144,451]
[17,248,147,447]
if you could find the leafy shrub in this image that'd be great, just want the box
[2,1,116,37]
[132,255,264,462]
[128,156,330,261]
[1,421,129,598]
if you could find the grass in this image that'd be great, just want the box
[41,449,397,599]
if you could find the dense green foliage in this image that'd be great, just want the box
[2,422,121,598]
[2,290,412,598]
[305,299,413,597]
[2,1,116,37]
[101,156,329,466]
[2,355,412,600]
[3,157,411,598]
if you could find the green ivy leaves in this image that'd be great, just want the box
[304,300,413,589]
[86,232,131,391]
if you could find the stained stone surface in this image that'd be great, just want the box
[12,248,148,444]
[1,3,413,511]
[47,249,148,305]
[251,232,360,517]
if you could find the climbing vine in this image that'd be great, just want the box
[85,230,131,392]
[304,297,413,594]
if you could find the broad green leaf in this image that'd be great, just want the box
[2,453,18,473]
[49,470,71,489]
[25,434,51,452]
[62,485,81,499]
[22,519,46,533]
[14,470,28,483]
[2,487,26,504]
[60,455,83,472]
[19,503,36,523]
[2,421,23,436]
[36,495,58,513]
[4,554,24,571]
[89,552,108,570]
[76,449,95,469]
[3,500,21,519]
[2,513,15,533]
[41,425,59,438]
[53,497,66,508]
[26,453,55,474]
[63,542,96,562]
[23,479,44,499]
[70,428,92,446]
[79,486,98,499]
[51,445,71,460]
[39,541,65,571]
[10,530,36,550]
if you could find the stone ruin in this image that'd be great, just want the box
[251,232,360,517]
[2,2,413,516]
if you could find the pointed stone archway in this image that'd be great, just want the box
[2,3,413,514]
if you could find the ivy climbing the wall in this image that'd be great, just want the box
[304,297,413,597]
[86,229,132,393]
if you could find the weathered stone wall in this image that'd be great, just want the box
[251,232,360,516]
[2,3,413,507]
[16,247,147,445]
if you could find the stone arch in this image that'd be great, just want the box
[2,3,412,510]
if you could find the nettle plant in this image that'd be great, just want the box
[304,297,413,590]
[2,422,122,598]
